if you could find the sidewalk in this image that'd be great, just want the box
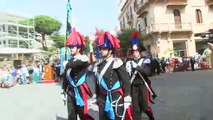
[0,84,67,120]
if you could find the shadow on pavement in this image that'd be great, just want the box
[56,116,67,120]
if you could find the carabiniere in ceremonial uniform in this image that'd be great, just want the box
[125,32,155,120]
[62,28,93,120]
[93,31,132,120]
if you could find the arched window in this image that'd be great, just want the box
[173,9,180,17]
[173,9,182,29]
[130,7,133,19]
[134,0,137,11]
[120,21,123,30]
[144,17,147,27]
[196,9,203,23]
[123,17,125,29]
[138,24,141,32]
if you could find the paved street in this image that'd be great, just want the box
[0,83,67,120]
[0,70,213,120]
[151,70,213,120]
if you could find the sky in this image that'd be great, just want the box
[0,0,119,36]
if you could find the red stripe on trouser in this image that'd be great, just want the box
[146,86,154,118]
[80,82,95,120]
[100,88,135,120]
[124,106,134,120]
[79,84,88,115]
[146,87,151,105]
[147,107,153,117]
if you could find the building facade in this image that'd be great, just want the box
[0,12,35,48]
[0,12,50,64]
[118,0,213,58]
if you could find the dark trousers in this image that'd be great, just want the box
[131,84,154,120]
[67,95,86,120]
[191,63,195,71]
[98,92,124,120]
[66,86,94,120]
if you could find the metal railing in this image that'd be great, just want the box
[135,0,149,13]
[141,22,192,34]
[167,0,187,5]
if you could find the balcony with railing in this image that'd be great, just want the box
[207,0,213,6]
[135,0,150,14]
[141,23,192,34]
[127,15,133,25]
[166,0,187,7]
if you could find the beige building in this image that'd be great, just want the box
[118,0,213,58]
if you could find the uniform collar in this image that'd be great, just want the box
[105,55,113,62]
[133,55,141,61]
[74,54,81,59]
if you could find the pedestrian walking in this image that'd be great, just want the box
[62,28,94,120]
[190,57,195,71]
[208,43,213,68]
[160,57,167,73]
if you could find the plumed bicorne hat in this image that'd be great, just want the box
[131,32,146,52]
[94,28,120,49]
[65,27,85,47]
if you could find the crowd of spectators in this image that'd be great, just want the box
[0,64,41,88]
[152,52,211,75]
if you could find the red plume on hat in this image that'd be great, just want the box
[65,27,85,47]
[94,29,120,49]
[130,31,146,51]
[94,27,101,37]
[131,31,139,45]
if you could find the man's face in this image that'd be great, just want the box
[132,50,140,59]
[70,46,80,56]
[100,47,111,58]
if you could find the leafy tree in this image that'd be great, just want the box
[50,32,65,49]
[34,15,62,50]
[84,36,93,55]
[19,19,33,26]
[117,29,144,56]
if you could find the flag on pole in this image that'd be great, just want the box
[66,0,72,39]
[59,47,71,75]
[60,0,72,75]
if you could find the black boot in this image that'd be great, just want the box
[149,116,155,120]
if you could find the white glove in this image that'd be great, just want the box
[144,59,151,64]
[63,61,68,68]
[126,61,132,75]
[131,61,138,68]
[88,96,99,111]
[124,95,132,109]
[92,94,97,99]
[88,98,97,106]
[88,94,97,107]
[61,91,67,105]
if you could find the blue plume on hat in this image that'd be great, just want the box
[104,35,113,48]
[94,31,120,49]
[131,32,139,45]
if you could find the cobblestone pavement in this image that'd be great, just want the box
[0,70,213,120]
